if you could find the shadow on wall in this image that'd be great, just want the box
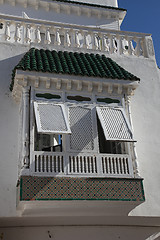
[0,51,28,93]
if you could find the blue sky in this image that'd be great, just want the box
[119,1,160,67]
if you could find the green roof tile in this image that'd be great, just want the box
[10,48,140,91]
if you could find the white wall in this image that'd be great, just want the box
[72,0,118,7]
[0,3,119,30]
[111,54,160,217]
[0,226,159,240]
[0,45,160,218]
[0,1,160,220]
[0,43,29,217]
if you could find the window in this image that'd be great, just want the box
[34,102,71,134]
[34,102,71,152]
[96,106,133,154]
[96,106,133,141]
[33,100,133,155]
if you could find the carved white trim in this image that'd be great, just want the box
[12,71,139,102]
[0,0,126,21]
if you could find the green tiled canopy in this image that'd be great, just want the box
[10,48,139,91]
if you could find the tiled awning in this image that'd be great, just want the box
[10,48,140,91]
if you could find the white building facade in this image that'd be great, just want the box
[0,0,160,239]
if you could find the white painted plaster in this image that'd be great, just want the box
[0,0,160,229]
[110,54,160,217]
[0,43,29,217]
[0,3,120,29]
[0,226,160,240]
[72,0,118,7]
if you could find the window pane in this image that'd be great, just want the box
[34,102,71,134]
[96,107,133,141]
[69,106,94,151]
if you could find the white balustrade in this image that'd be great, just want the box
[34,152,64,174]
[101,155,131,176]
[0,13,153,58]
[69,155,97,174]
[32,151,133,177]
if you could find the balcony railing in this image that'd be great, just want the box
[31,151,134,178]
[0,13,155,58]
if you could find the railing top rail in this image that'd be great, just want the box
[33,151,129,157]
[0,13,152,37]
[34,151,64,156]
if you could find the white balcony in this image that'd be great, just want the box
[30,151,134,178]
[0,13,155,59]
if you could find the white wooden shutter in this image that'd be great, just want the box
[96,106,134,141]
[69,106,94,151]
[34,102,71,134]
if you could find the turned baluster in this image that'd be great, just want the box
[5,22,11,41]
[35,26,41,43]
[44,28,51,44]
[135,37,142,57]
[102,35,110,52]
[55,28,61,46]
[83,31,90,49]
[14,23,21,42]
[110,35,117,54]
[93,33,99,50]
[64,30,71,47]
[75,31,80,48]
[127,37,135,55]
[25,24,31,43]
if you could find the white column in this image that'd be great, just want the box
[22,87,30,168]
[126,96,140,177]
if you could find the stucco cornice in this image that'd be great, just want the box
[0,0,126,21]
[12,70,139,102]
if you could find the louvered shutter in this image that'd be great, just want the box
[96,106,134,141]
[69,106,95,151]
[34,102,71,134]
